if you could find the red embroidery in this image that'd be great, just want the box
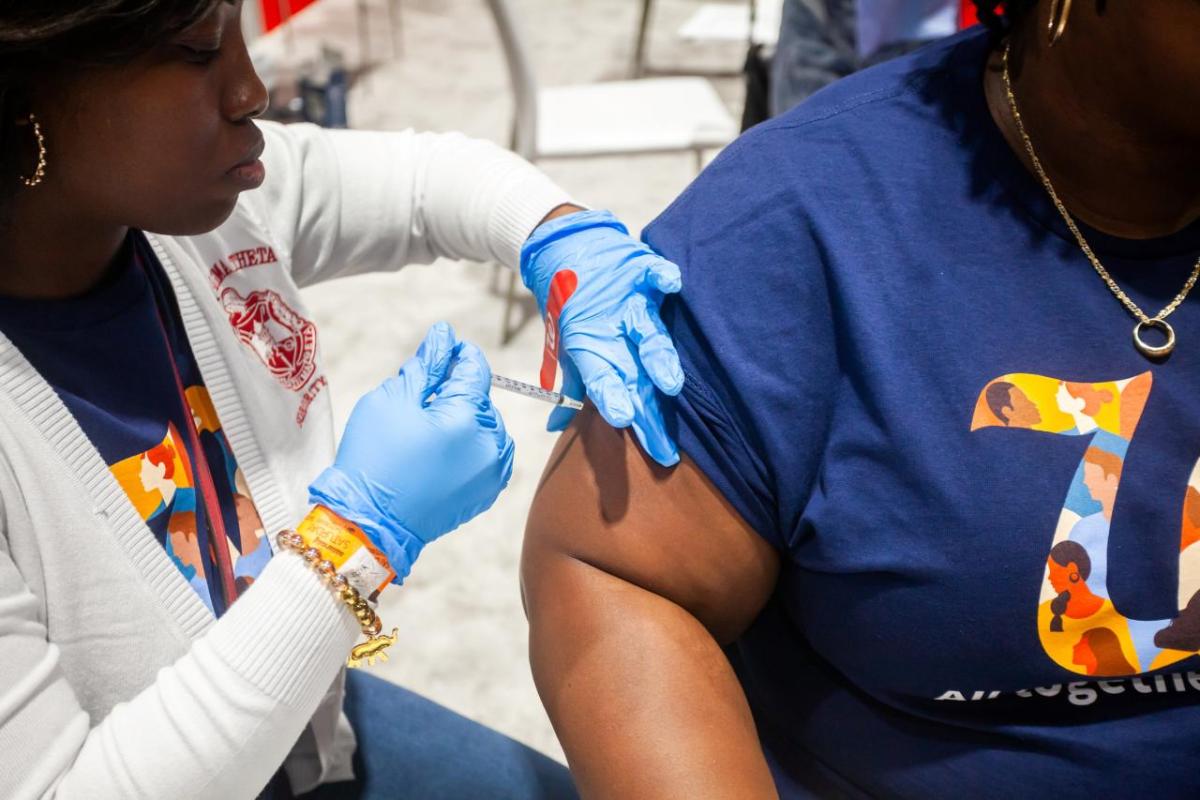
[220,288,318,392]
[209,246,278,291]
[296,374,329,426]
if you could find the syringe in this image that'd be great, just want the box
[491,374,584,410]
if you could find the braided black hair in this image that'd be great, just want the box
[973,0,1040,37]
[0,1,221,191]
[1047,540,1092,633]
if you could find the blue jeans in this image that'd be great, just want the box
[770,0,857,116]
[770,0,938,116]
[272,671,578,799]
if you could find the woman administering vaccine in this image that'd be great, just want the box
[0,1,684,798]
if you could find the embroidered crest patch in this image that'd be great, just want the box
[220,288,318,392]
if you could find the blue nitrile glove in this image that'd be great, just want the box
[521,209,684,467]
[308,322,514,584]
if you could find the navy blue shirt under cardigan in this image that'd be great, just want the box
[0,233,270,617]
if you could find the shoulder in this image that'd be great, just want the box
[524,408,781,641]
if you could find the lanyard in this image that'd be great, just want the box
[137,251,240,610]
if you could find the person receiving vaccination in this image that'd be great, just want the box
[524,0,1200,797]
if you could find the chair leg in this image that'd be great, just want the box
[501,268,520,345]
[357,0,371,67]
[632,0,654,78]
[277,0,296,57]
[388,0,403,59]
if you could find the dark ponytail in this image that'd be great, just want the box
[1047,540,1092,633]
[1049,590,1070,632]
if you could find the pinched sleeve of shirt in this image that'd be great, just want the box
[644,125,840,553]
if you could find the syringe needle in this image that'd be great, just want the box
[491,374,584,410]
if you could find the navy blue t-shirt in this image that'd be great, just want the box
[647,28,1200,799]
[0,232,272,617]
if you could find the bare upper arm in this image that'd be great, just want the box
[522,407,780,644]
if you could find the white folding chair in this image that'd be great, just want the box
[634,0,779,78]
[356,0,405,64]
[485,0,738,342]
[677,0,783,47]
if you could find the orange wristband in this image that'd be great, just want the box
[296,505,396,602]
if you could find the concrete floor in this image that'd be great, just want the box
[264,0,746,762]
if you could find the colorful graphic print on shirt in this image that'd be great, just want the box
[108,385,270,614]
[972,371,1200,677]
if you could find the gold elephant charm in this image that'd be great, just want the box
[347,627,399,668]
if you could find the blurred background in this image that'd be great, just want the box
[246,0,764,763]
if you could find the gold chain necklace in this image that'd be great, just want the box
[1001,43,1200,360]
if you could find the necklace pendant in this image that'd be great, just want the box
[1133,319,1176,360]
[1002,43,1200,362]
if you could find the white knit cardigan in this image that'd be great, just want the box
[0,121,571,799]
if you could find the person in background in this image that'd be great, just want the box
[525,0,1200,796]
[0,0,685,797]
[771,0,970,115]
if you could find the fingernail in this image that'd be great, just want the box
[609,399,634,426]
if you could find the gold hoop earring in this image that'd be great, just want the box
[1046,0,1074,47]
[16,113,47,188]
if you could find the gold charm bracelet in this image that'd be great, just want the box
[276,529,399,668]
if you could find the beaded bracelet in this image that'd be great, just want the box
[276,530,399,668]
